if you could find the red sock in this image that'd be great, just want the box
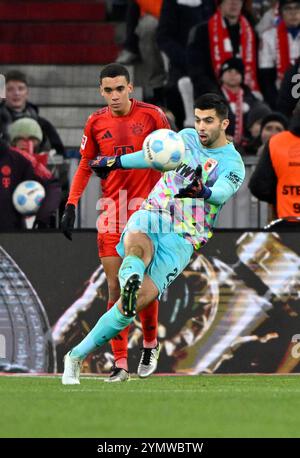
[107,301,129,370]
[139,299,159,348]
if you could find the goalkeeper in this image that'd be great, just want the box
[62,93,245,384]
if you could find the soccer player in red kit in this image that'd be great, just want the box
[61,63,170,381]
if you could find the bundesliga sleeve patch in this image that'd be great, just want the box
[225,171,243,187]
[81,135,88,150]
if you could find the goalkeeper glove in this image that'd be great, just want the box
[61,204,76,241]
[175,165,211,199]
[89,156,123,179]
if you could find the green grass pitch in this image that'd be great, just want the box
[1,375,300,438]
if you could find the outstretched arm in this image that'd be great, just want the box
[89,150,151,178]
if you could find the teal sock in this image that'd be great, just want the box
[118,255,146,290]
[70,304,133,360]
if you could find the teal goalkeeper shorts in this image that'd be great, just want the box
[116,209,194,296]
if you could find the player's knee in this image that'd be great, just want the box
[127,244,144,259]
[124,232,153,264]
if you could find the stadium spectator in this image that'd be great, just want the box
[249,100,300,228]
[0,134,61,230]
[255,0,278,37]
[258,0,300,108]
[257,112,289,154]
[8,118,62,228]
[242,102,272,154]
[187,0,260,100]
[8,118,57,179]
[0,70,65,156]
[218,57,262,145]
[157,0,216,128]
[277,57,300,117]
[115,1,141,64]
[62,93,245,385]
[116,0,167,105]
[60,63,170,382]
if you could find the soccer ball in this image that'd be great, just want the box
[12,180,45,215]
[143,129,185,171]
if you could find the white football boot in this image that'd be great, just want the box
[137,343,161,378]
[62,351,82,385]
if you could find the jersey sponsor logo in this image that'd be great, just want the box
[225,171,242,187]
[101,130,113,140]
[114,145,135,156]
[175,163,195,179]
[81,135,88,150]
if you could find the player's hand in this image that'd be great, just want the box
[175,165,203,198]
[89,156,123,179]
[61,204,76,241]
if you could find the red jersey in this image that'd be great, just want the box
[67,99,170,232]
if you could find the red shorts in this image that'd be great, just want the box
[97,232,121,258]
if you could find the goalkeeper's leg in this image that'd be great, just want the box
[62,232,157,384]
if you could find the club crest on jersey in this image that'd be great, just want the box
[203,158,218,175]
[131,122,144,135]
[81,135,88,150]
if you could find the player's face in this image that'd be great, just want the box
[100,76,133,115]
[5,80,28,111]
[194,108,229,148]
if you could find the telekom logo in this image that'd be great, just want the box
[0,74,5,99]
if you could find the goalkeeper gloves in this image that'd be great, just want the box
[61,204,76,241]
[175,165,211,199]
[89,156,123,179]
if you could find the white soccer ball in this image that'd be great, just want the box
[12,180,45,215]
[143,129,185,171]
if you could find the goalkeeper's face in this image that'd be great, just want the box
[100,76,133,116]
[195,108,229,148]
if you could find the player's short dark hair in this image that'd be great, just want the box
[194,93,229,120]
[99,64,130,84]
[5,70,28,86]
